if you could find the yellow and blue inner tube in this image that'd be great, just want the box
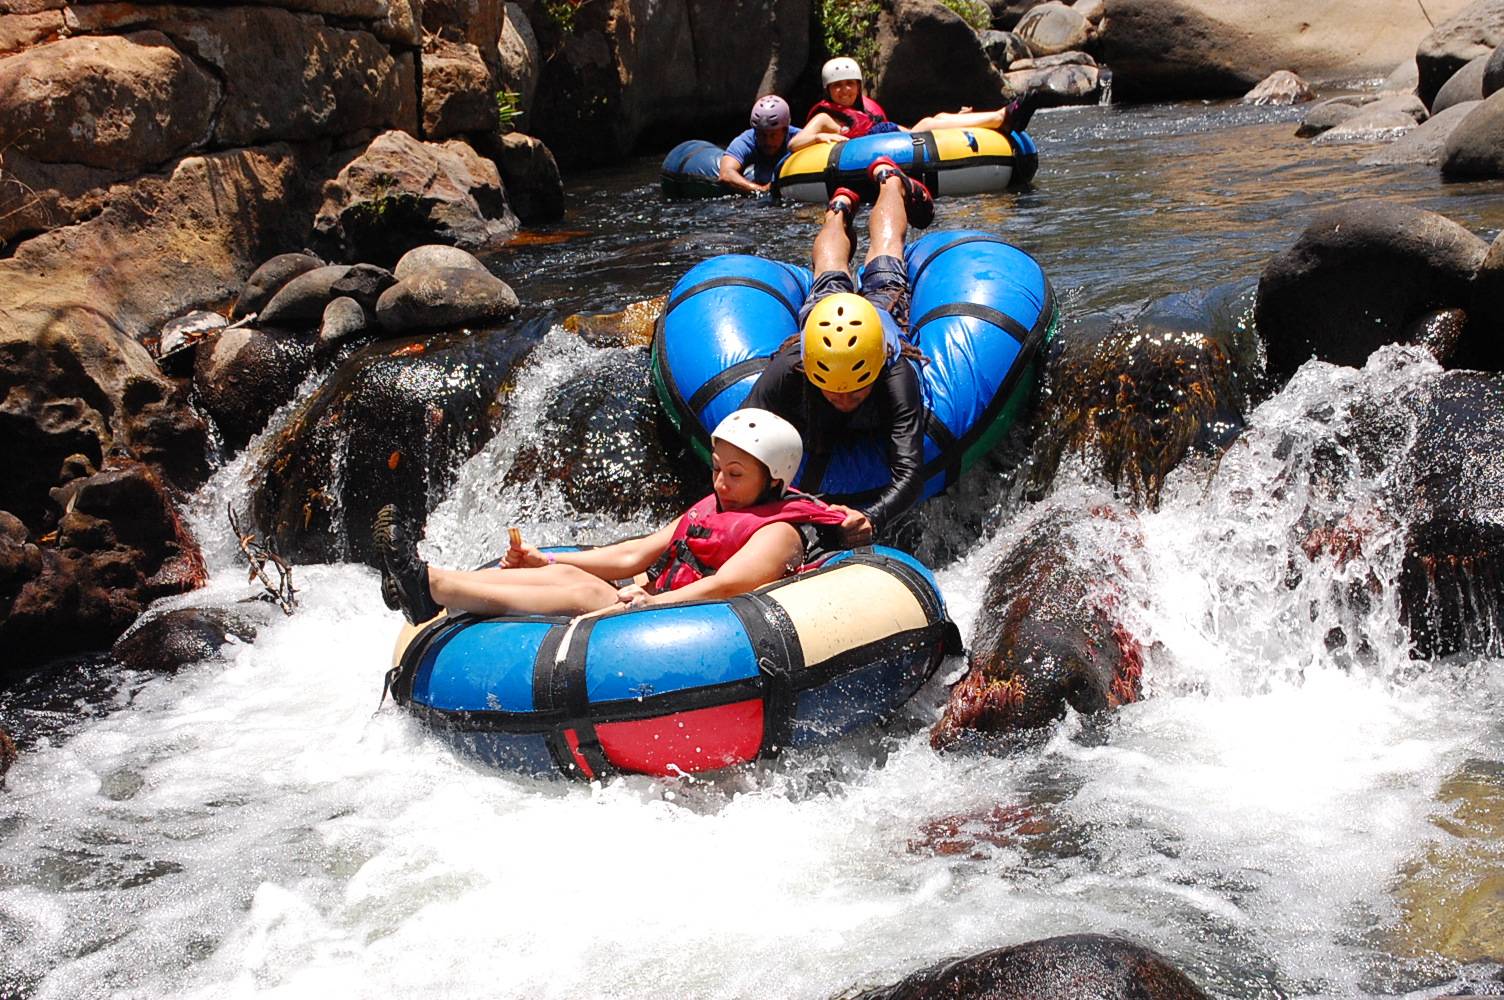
[774,127,1037,203]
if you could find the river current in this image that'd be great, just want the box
[3,100,1504,999]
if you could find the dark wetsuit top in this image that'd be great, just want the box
[743,342,925,536]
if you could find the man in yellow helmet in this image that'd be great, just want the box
[742,157,931,546]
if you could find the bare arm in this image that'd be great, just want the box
[718,154,769,194]
[634,522,803,608]
[787,128,844,152]
[509,519,680,580]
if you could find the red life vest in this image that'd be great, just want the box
[649,491,848,593]
[806,95,889,139]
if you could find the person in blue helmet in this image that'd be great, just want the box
[718,95,843,195]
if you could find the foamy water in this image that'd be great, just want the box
[3,341,1501,999]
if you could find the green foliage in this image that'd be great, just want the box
[495,89,523,130]
[817,0,881,75]
[541,0,578,34]
[937,0,991,32]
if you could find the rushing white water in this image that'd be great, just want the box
[3,336,1503,999]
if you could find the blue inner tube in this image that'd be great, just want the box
[386,547,958,780]
[661,140,732,199]
[652,230,1057,506]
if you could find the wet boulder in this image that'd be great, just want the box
[192,324,317,448]
[1031,285,1253,508]
[1013,1,1094,57]
[1442,88,1504,179]
[1,461,206,679]
[848,934,1209,1000]
[873,0,1005,124]
[249,321,544,565]
[1255,200,1488,385]
[317,296,373,355]
[233,252,326,319]
[562,295,666,348]
[1396,372,1504,658]
[1416,0,1504,108]
[505,348,699,521]
[112,603,274,673]
[312,130,518,267]
[374,266,520,334]
[1242,69,1314,106]
[931,508,1146,749]
[1433,52,1492,113]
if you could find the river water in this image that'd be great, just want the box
[4,101,1504,999]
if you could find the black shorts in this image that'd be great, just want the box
[797,254,910,331]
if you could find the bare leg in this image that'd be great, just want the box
[812,198,857,272]
[909,109,1007,132]
[428,564,618,616]
[866,173,908,263]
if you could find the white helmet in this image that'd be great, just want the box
[821,57,863,88]
[712,408,803,492]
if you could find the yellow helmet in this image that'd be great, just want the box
[801,293,887,393]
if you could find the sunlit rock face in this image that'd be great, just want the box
[932,508,1147,749]
[846,933,1210,1000]
[250,322,544,567]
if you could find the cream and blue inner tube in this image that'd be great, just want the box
[653,229,1057,507]
[387,547,959,780]
[774,127,1038,203]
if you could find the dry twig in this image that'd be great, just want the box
[227,504,298,615]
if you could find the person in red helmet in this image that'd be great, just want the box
[718,95,843,195]
[803,56,1041,140]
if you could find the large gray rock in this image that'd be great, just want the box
[1433,51,1492,112]
[258,265,355,328]
[473,130,565,223]
[1002,56,1105,105]
[1295,94,1374,137]
[498,2,540,117]
[1313,92,1427,142]
[0,31,218,171]
[393,244,489,279]
[1416,0,1504,107]
[981,28,1032,69]
[873,0,1005,124]
[233,252,326,319]
[1014,1,1093,56]
[1100,0,1474,100]
[374,266,520,333]
[1359,101,1481,165]
[1486,41,1504,94]
[313,130,518,266]
[1442,87,1504,177]
[1255,200,1488,384]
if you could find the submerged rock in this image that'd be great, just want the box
[250,321,544,565]
[561,295,666,348]
[932,508,1146,749]
[112,603,274,673]
[847,933,1209,999]
[505,348,699,521]
[1031,283,1253,508]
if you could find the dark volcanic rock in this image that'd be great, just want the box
[1255,200,1488,385]
[506,348,699,521]
[1,461,205,679]
[113,603,274,673]
[848,934,1209,1000]
[932,508,1146,748]
[250,322,544,565]
[873,1,1005,124]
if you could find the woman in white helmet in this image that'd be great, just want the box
[803,55,1041,141]
[373,409,847,623]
